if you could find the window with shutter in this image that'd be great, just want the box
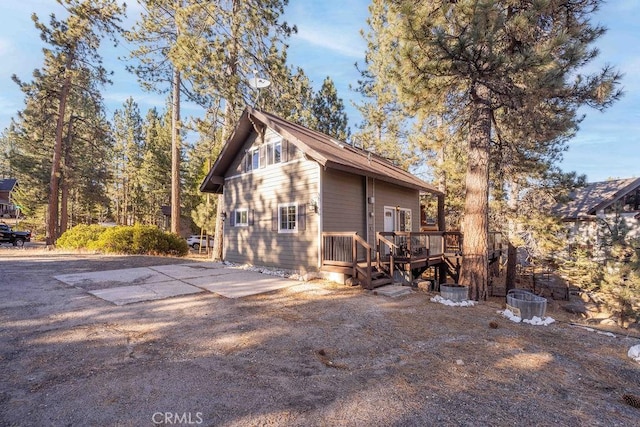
[277,203,297,233]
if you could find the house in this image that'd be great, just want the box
[553,177,640,251]
[0,178,18,218]
[200,107,462,286]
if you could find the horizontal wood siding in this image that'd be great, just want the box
[374,180,421,232]
[223,158,319,272]
[322,169,366,237]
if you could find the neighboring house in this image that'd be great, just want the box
[553,177,640,251]
[0,178,18,218]
[200,107,448,283]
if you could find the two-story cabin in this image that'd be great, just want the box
[201,107,486,288]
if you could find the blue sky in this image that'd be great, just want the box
[0,0,637,183]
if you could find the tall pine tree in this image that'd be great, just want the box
[382,0,621,299]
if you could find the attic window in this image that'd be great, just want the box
[266,139,282,166]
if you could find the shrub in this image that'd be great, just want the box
[58,224,188,256]
[57,224,107,249]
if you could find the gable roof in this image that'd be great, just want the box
[200,107,442,196]
[0,178,17,193]
[553,177,640,220]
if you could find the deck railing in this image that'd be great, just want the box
[321,232,373,288]
[321,230,502,286]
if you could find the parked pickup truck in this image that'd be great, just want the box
[0,222,31,247]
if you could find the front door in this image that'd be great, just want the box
[384,207,396,232]
[383,207,396,256]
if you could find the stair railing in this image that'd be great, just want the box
[376,232,398,280]
[353,233,373,289]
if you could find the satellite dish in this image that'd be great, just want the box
[248,70,271,107]
[249,77,271,89]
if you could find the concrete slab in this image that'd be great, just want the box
[55,267,170,290]
[55,262,299,303]
[89,281,203,306]
[185,270,297,298]
[375,285,412,298]
[148,263,232,280]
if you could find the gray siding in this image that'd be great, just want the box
[322,169,366,236]
[373,180,421,232]
[223,156,320,273]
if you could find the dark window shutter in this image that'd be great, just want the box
[298,204,306,231]
[229,210,236,227]
[272,208,278,231]
[289,141,297,160]
[249,209,255,226]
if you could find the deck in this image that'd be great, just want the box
[321,231,503,289]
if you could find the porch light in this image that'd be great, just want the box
[221,211,227,221]
[309,196,319,213]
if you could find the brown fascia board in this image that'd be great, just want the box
[199,110,254,193]
[324,160,441,194]
[588,177,640,214]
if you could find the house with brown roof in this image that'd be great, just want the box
[0,178,18,218]
[200,107,459,286]
[553,177,640,250]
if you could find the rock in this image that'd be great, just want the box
[416,280,432,291]
[563,301,588,316]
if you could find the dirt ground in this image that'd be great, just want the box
[1,249,639,426]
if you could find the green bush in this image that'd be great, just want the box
[57,224,107,249]
[58,224,188,256]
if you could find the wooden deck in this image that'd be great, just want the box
[321,230,503,289]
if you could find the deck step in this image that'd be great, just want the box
[371,277,393,288]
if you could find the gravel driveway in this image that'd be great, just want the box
[1,251,639,426]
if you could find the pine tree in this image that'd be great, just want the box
[110,97,145,225]
[21,0,124,244]
[383,0,621,300]
[139,107,172,227]
[165,0,294,259]
[126,0,186,235]
[354,0,416,168]
[311,77,350,142]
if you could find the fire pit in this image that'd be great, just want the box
[440,284,469,302]
[507,289,547,320]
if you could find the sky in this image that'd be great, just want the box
[0,0,637,184]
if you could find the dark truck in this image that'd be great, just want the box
[0,222,31,247]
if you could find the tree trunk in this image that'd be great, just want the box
[170,67,181,235]
[212,193,224,261]
[46,52,74,245]
[60,116,74,235]
[505,181,520,292]
[460,83,491,300]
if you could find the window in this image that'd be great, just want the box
[273,141,282,164]
[243,154,252,172]
[252,149,260,170]
[399,209,412,232]
[278,203,297,233]
[234,209,248,227]
[265,139,283,166]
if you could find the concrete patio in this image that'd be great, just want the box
[54,262,299,305]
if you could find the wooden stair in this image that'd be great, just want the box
[370,270,393,288]
[356,262,393,289]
